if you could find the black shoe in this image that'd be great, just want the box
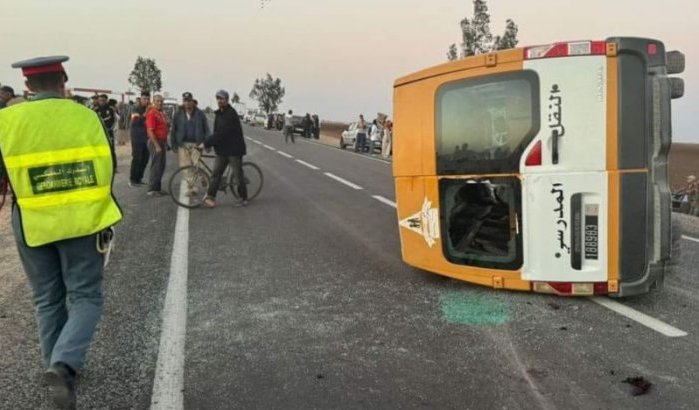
[45,362,76,409]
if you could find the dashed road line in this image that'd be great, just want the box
[253,140,263,145]
[277,150,293,159]
[263,144,276,151]
[245,136,253,141]
[682,235,699,244]
[150,182,189,410]
[590,297,688,338]
[372,195,397,208]
[324,172,363,190]
[295,159,320,170]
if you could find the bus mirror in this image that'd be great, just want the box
[670,78,684,99]
[666,51,685,74]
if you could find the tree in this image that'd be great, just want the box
[447,44,459,61]
[249,73,285,114]
[128,56,162,93]
[493,19,519,50]
[232,92,241,104]
[447,1,519,59]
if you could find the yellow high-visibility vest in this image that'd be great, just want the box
[0,98,122,247]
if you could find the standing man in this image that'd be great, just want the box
[312,113,320,139]
[0,56,122,409]
[355,114,367,153]
[146,94,169,196]
[202,90,248,208]
[284,109,295,144]
[170,91,210,196]
[382,117,393,158]
[94,94,117,169]
[129,92,150,186]
[0,85,16,109]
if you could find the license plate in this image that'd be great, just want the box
[584,204,599,260]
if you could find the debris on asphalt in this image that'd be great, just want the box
[316,374,324,380]
[558,326,568,331]
[547,302,561,310]
[623,376,653,396]
[526,368,549,379]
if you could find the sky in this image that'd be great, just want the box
[1,0,697,141]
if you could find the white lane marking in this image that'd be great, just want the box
[263,144,277,151]
[277,150,293,159]
[253,140,263,145]
[324,172,363,190]
[151,182,189,410]
[372,195,397,208]
[298,138,391,165]
[589,297,688,338]
[295,159,320,170]
[682,235,699,243]
[245,136,253,141]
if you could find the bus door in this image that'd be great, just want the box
[520,50,610,293]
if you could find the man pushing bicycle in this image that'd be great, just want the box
[201,90,248,208]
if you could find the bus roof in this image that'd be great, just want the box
[394,48,524,88]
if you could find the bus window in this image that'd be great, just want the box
[436,71,539,175]
[441,177,522,270]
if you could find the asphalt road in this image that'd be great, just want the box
[1,124,698,410]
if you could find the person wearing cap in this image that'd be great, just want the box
[145,94,170,196]
[0,85,16,109]
[94,94,117,168]
[170,92,210,196]
[129,91,151,186]
[201,90,248,207]
[0,55,122,408]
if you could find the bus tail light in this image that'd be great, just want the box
[532,282,610,296]
[525,140,542,166]
[525,41,606,60]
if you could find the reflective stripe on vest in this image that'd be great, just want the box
[0,99,122,247]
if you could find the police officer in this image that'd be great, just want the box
[0,56,122,409]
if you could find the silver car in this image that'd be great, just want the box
[340,122,367,150]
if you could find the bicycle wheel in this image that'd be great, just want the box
[168,165,210,208]
[229,162,263,200]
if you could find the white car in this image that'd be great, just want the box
[340,121,380,153]
[340,122,365,150]
[253,113,267,127]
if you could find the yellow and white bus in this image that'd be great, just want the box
[393,37,684,297]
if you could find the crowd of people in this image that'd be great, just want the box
[352,113,393,158]
[0,55,251,408]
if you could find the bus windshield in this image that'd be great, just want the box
[436,70,539,175]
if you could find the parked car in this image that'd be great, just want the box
[243,109,256,123]
[340,121,380,153]
[290,115,305,135]
[253,112,267,127]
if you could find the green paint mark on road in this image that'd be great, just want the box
[439,291,510,326]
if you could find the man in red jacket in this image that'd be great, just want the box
[146,94,170,196]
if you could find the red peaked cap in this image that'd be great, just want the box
[21,63,65,77]
[11,55,69,80]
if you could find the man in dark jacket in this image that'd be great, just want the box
[95,94,117,167]
[170,92,210,196]
[128,91,151,186]
[202,90,247,207]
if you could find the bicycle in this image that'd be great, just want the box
[168,146,263,209]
